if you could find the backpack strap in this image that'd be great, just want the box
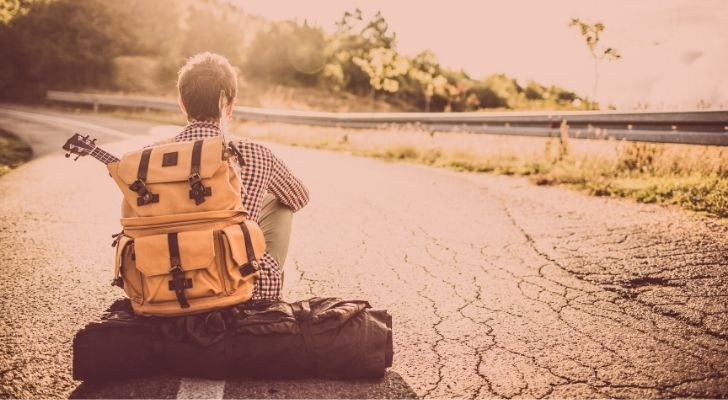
[188,140,212,205]
[128,148,159,206]
[227,141,245,167]
[167,232,192,308]
[238,222,259,277]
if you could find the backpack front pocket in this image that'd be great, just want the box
[221,221,266,291]
[134,229,223,305]
[115,235,144,304]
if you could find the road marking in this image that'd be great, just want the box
[4,111,218,400]
[0,107,137,139]
[176,377,226,399]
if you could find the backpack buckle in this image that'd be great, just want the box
[168,264,192,308]
[239,260,259,277]
[188,173,212,205]
[129,179,159,206]
[188,172,202,186]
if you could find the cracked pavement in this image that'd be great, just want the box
[0,107,726,398]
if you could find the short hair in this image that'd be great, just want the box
[177,52,237,122]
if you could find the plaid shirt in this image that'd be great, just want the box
[173,121,309,300]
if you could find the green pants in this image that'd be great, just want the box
[259,192,293,271]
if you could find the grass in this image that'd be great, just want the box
[83,106,728,219]
[240,121,728,219]
[0,129,32,177]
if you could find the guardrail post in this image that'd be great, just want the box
[559,119,570,159]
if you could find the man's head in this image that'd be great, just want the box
[177,52,237,122]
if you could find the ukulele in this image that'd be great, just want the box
[62,133,120,164]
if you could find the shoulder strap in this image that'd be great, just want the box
[137,148,153,181]
[228,141,245,167]
[188,139,212,205]
[128,148,159,206]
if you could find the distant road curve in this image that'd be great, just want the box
[47,90,728,146]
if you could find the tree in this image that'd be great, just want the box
[568,18,621,106]
[0,0,33,24]
[352,47,408,96]
[244,21,326,86]
[406,50,440,111]
[327,9,397,94]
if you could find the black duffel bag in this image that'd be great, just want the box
[73,297,393,381]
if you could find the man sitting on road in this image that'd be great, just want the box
[171,52,309,300]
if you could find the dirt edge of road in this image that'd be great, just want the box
[0,128,33,177]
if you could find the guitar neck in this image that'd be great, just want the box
[90,147,120,165]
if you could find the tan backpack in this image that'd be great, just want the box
[107,135,265,317]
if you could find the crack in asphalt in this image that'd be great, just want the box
[2,113,727,398]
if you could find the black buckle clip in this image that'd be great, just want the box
[168,265,193,290]
[129,179,159,206]
[188,173,211,205]
[239,260,260,277]
[188,172,202,187]
[129,179,148,195]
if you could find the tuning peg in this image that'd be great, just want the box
[65,153,71,158]
[83,134,89,140]
[74,155,81,161]
[91,138,97,144]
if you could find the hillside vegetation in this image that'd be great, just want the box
[0,0,592,111]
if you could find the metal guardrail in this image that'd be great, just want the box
[47,90,728,146]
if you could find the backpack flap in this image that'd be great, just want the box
[116,136,224,186]
[107,135,244,218]
[133,230,220,306]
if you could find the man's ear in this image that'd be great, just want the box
[225,97,236,118]
[178,96,187,117]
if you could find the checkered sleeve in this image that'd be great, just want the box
[250,253,282,301]
[268,152,310,212]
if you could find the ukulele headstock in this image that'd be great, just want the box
[62,133,97,161]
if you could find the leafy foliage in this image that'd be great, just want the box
[0,1,590,110]
[244,21,327,86]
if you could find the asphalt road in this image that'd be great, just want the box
[0,106,727,399]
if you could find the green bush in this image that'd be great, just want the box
[0,1,591,110]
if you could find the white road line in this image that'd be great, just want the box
[176,377,226,399]
[0,107,137,139]
[0,108,229,398]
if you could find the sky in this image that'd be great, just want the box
[233,0,728,110]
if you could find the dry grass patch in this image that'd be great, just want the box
[0,129,32,177]
[239,121,728,218]
[89,107,728,219]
